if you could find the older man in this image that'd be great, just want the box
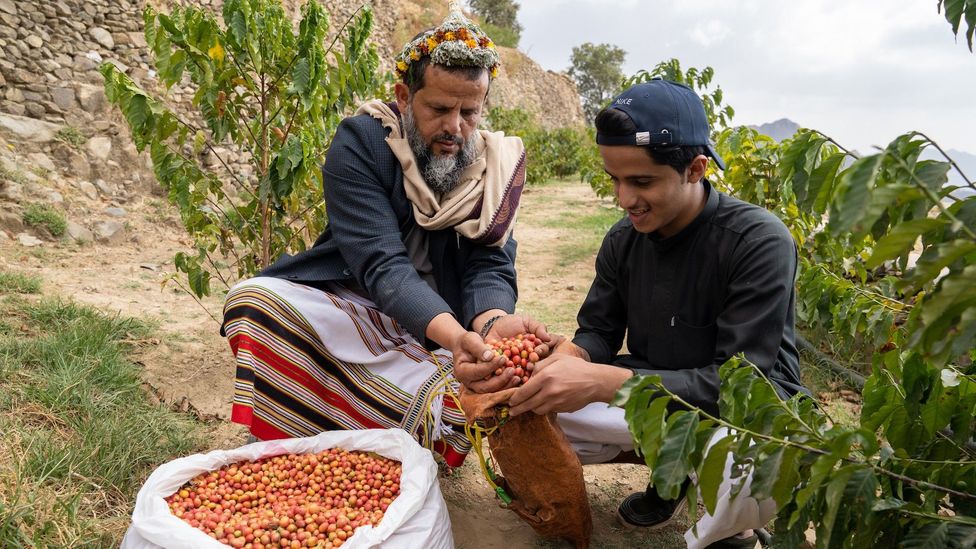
[221,3,543,467]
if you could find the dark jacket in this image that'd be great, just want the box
[573,182,807,416]
[260,113,518,344]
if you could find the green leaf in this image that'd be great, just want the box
[819,466,855,548]
[157,12,182,39]
[861,371,901,431]
[652,411,699,500]
[830,155,883,234]
[967,1,976,51]
[291,57,311,98]
[920,264,976,329]
[842,468,878,521]
[611,374,660,408]
[913,160,951,193]
[943,0,965,32]
[228,8,247,45]
[698,435,733,515]
[790,453,839,529]
[637,396,671,471]
[867,218,947,269]
[902,354,936,413]
[920,378,959,436]
[903,239,976,292]
[749,444,784,502]
[872,497,907,511]
[192,130,207,155]
[901,521,949,549]
[123,93,151,129]
[770,446,802,508]
[805,151,846,214]
[885,405,926,454]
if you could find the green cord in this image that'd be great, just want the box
[495,485,513,505]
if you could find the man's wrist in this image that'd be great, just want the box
[472,309,508,338]
[478,314,506,339]
[597,365,635,403]
[426,312,467,351]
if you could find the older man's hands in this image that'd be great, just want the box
[508,349,633,416]
[484,314,552,351]
[450,330,515,393]
[452,314,554,393]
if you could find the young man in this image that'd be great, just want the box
[221,4,545,468]
[505,79,807,548]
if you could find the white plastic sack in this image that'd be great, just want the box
[121,428,453,549]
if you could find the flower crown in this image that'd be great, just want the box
[395,1,501,80]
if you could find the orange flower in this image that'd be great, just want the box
[465,38,477,48]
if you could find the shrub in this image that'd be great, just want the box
[55,126,87,149]
[487,107,586,184]
[22,203,67,238]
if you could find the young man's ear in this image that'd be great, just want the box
[687,154,708,183]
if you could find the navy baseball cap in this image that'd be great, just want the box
[596,78,726,170]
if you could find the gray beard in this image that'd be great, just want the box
[403,107,476,195]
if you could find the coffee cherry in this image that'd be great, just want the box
[486,333,544,384]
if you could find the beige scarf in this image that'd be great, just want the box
[355,100,526,247]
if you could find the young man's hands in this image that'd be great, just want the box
[507,352,633,416]
[446,313,635,407]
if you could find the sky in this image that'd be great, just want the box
[515,0,976,154]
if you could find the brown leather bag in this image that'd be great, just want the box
[459,386,592,548]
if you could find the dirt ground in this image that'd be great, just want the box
[0,180,689,548]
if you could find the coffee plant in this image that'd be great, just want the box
[102,0,381,297]
[487,107,586,184]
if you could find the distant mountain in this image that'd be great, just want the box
[924,148,976,198]
[748,118,801,142]
[747,118,974,198]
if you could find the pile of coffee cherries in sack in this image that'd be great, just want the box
[166,448,401,548]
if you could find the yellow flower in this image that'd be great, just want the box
[490,66,499,78]
[208,42,225,65]
[465,38,477,48]
[410,49,420,60]
[445,31,456,41]
[396,60,408,73]
[426,37,438,50]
